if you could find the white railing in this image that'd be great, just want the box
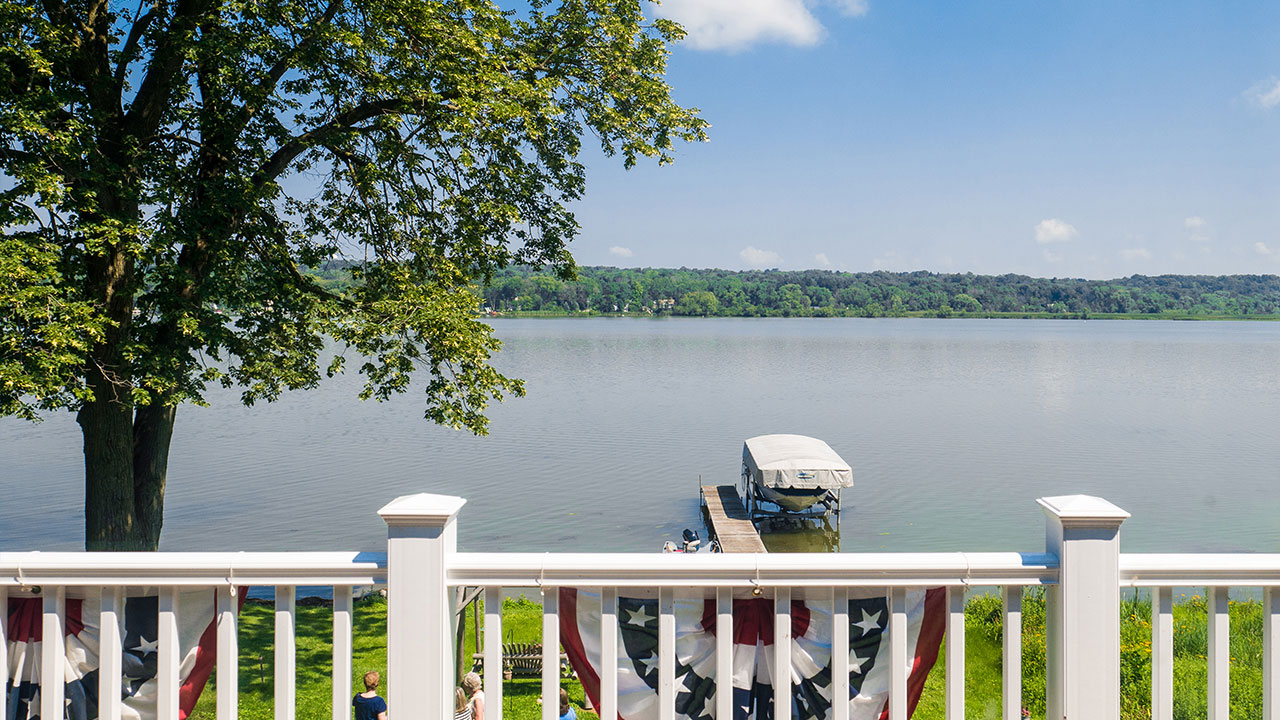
[0,553,384,720]
[1120,555,1280,720]
[1,494,1278,720]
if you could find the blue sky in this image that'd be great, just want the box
[567,0,1280,279]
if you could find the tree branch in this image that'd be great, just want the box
[251,97,413,189]
[253,0,343,106]
[125,0,212,140]
[114,5,159,90]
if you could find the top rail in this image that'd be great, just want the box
[0,551,386,587]
[447,551,1060,587]
[1120,553,1280,587]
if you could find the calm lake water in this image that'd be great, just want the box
[3,318,1279,556]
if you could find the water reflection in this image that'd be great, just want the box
[757,517,840,553]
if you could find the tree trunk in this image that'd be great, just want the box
[78,376,143,550]
[134,403,177,549]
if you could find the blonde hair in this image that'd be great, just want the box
[461,671,483,695]
[455,687,467,712]
[363,671,380,691]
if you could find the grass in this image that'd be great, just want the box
[188,591,1269,720]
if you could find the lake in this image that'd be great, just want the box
[2,318,1278,556]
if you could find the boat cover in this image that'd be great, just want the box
[742,434,854,490]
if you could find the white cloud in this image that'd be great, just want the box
[1184,216,1206,229]
[815,252,832,267]
[1034,218,1078,245]
[1256,242,1274,256]
[741,246,781,268]
[1041,248,1064,263]
[609,246,633,258]
[653,0,869,51]
[1245,78,1280,109]
[654,0,822,50]
[1121,248,1152,260]
[828,0,869,17]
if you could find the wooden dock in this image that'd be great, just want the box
[700,485,767,553]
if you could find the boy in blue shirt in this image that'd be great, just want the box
[353,671,388,720]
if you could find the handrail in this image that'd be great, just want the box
[1119,553,1280,587]
[447,551,1060,587]
[0,551,386,587]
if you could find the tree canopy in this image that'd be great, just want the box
[0,0,706,549]
[478,266,1280,318]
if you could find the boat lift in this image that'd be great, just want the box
[740,434,852,530]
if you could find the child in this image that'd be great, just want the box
[455,687,474,720]
[558,688,576,720]
[353,671,388,720]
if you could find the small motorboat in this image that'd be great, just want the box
[742,434,852,520]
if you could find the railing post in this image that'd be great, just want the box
[1039,494,1129,720]
[379,493,467,720]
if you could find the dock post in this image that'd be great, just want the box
[1039,495,1129,720]
[379,493,467,720]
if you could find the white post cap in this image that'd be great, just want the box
[377,493,466,527]
[1036,494,1130,528]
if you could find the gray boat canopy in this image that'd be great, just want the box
[742,434,854,490]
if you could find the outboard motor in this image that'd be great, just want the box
[681,528,701,552]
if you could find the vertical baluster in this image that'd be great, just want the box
[1002,587,1023,720]
[99,587,124,720]
[1,590,9,720]
[276,585,297,720]
[601,587,618,720]
[945,586,965,720]
[774,587,792,720]
[332,586,351,720]
[542,587,560,720]
[889,588,908,720]
[659,588,676,720]
[832,587,850,720]
[715,587,734,720]
[1152,587,1173,720]
[484,586,504,720]
[1265,587,1279,720]
[41,587,65,720]
[217,585,239,720]
[1208,587,1229,720]
[158,588,181,720]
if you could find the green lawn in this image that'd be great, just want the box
[188,591,1268,720]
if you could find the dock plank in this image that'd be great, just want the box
[700,485,766,553]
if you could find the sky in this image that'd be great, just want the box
[565,0,1280,279]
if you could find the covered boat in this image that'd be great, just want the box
[741,434,853,517]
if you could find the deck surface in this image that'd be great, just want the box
[700,485,767,553]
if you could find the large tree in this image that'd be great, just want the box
[0,0,706,549]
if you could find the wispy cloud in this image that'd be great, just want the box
[827,0,869,17]
[1121,248,1152,260]
[1257,242,1274,256]
[1185,216,1206,229]
[1034,218,1078,245]
[741,246,781,268]
[609,246,633,258]
[1244,78,1280,109]
[653,0,868,51]
[815,252,832,267]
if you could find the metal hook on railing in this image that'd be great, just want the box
[960,551,972,587]
[536,552,548,595]
[227,566,238,597]
[751,556,763,597]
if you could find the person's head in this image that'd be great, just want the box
[462,671,482,695]
[455,687,467,712]
[559,688,570,715]
[362,671,380,691]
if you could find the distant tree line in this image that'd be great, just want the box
[474,267,1280,318]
